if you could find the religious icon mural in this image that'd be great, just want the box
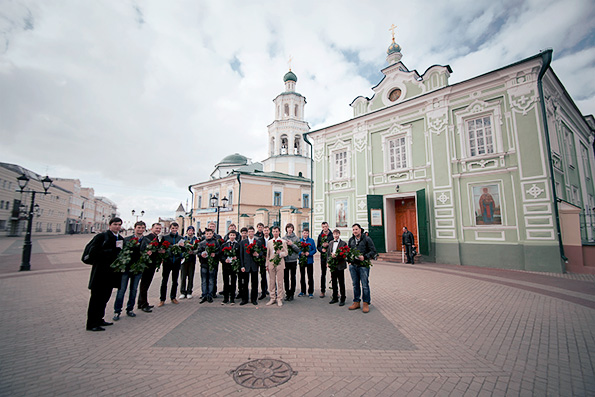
[335,199,348,227]
[472,184,502,225]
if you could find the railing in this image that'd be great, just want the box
[579,208,595,242]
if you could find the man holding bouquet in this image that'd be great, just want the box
[158,222,185,307]
[327,228,348,306]
[265,226,288,307]
[197,228,221,303]
[220,230,240,304]
[239,226,264,305]
[137,223,163,313]
[347,224,377,313]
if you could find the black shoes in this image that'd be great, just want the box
[239,301,248,306]
[100,321,113,326]
[207,296,213,303]
[86,326,105,332]
[339,301,346,306]
[329,299,339,304]
[141,307,153,313]
[252,300,258,305]
[126,311,136,317]
[258,294,266,300]
[199,297,208,304]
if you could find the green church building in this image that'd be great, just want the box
[305,34,595,273]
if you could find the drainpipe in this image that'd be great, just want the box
[187,185,194,228]
[537,48,567,271]
[303,132,314,230]
[236,173,242,225]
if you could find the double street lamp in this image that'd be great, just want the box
[210,195,228,235]
[131,209,145,222]
[17,173,53,271]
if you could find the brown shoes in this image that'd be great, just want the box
[362,302,370,313]
[157,301,165,307]
[171,298,179,304]
[348,302,361,310]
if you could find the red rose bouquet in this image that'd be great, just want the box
[299,241,311,266]
[221,245,240,272]
[111,237,140,273]
[327,245,349,272]
[206,242,218,271]
[347,247,372,268]
[271,240,284,267]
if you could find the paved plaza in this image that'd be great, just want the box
[0,235,594,396]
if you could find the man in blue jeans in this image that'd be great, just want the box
[347,223,377,313]
[197,228,221,303]
[113,221,146,321]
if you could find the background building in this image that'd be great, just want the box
[306,35,595,273]
[0,164,118,237]
[190,71,312,234]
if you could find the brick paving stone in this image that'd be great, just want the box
[1,235,595,395]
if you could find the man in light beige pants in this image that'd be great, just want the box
[266,226,288,307]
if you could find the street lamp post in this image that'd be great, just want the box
[210,195,229,235]
[131,209,145,222]
[17,173,53,271]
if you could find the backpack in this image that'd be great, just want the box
[81,233,104,265]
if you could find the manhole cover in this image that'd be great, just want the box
[232,359,295,389]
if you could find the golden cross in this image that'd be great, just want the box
[389,24,397,40]
[288,55,293,71]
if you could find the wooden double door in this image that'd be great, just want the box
[395,197,417,251]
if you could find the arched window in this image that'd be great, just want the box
[294,134,301,155]
[284,104,289,117]
[280,135,288,155]
[270,137,275,156]
[294,104,299,118]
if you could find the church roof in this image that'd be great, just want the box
[283,70,297,82]
[216,153,248,167]
[176,203,185,212]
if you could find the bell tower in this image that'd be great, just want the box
[262,65,311,178]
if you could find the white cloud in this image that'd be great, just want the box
[0,0,593,224]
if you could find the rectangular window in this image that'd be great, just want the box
[571,185,580,205]
[198,196,202,208]
[565,129,574,167]
[467,116,494,157]
[228,190,233,206]
[56,223,61,232]
[302,194,310,208]
[335,151,348,179]
[0,220,6,230]
[388,136,407,170]
[46,223,52,232]
[274,191,282,206]
[581,144,591,180]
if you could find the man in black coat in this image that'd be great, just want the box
[347,224,377,313]
[239,226,264,305]
[137,222,163,312]
[328,228,348,306]
[85,217,124,331]
[158,222,184,307]
[316,222,332,298]
[402,227,415,264]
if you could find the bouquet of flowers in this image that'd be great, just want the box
[327,245,350,272]
[246,241,266,270]
[271,240,284,267]
[183,239,198,261]
[221,245,240,272]
[144,238,165,270]
[205,242,218,271]
[320,233,329,258]
[298,241,311,266]
[168,240,184,256]
[111,237,141,273]
[347,247,372,268]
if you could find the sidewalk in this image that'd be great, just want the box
[0,235,593,396]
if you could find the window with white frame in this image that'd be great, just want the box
[571,185,580,205]
[198,195,202,208]
[273,191,282,206]
[334,151,348,179]
[581,144,591,180]
[387,136,407,170]
[227,190,233,206]
[564,128,574,167]
[302,193,310,208]
[467,116,494,157]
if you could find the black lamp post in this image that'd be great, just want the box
[210,195,228,235]
[131,209,145,222]
[17,173,52,271]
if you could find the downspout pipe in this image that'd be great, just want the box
[236,173,242,225]
[537,48,568,271]
[187,185,194,228]
[303,132,314,230]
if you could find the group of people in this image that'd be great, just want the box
[84,217,377,332]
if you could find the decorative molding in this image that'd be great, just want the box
[436,229,456,239]
[353,123,368,153]
[434,190,452,207]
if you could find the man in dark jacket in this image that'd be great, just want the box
[316,222,331,298]
[197,228,221,303]
[158,222,184,307]
[402,227,415,264]
[137,222,163,312]
[328,228,348,306]
[112,221,146,321]
[347,223,377,313]
[239,226,264,305]
[85,217,124,331]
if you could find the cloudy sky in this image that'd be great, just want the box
[1,0,594,226]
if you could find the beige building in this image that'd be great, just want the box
[0,163,70,237]
[189,70,312,234]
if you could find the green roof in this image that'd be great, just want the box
[283,70,297,82]
[217,153,248,166]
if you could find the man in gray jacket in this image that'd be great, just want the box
[283,223,300,301]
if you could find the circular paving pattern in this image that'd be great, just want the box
[232,359,294,389]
